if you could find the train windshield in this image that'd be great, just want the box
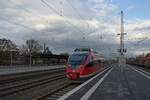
[68,53,87,65]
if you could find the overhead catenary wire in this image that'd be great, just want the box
[0,15,58,36]
[40,0,85,35]
[40,0,90,38]
[7,0,50,24]
[41,0,123,41]
[64,0,88,39]
[65,0,90,27]
[0,17,41,33]
[0,0,64,41]
[125,33,150,46]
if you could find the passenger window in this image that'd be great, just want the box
[98,60,101,63]
[86,61,94,67]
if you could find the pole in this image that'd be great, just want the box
[10,50,12,66]
[43,43,46,53]
[120,11,124,56]
[29,41,32,67]
[30,51,32,67]
[120,11,123,72]
[119,11,126,72]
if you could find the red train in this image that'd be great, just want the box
[66,48,105,81]
[127,53,150,68]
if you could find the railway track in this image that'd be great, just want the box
[0,67,109,100]
[0,73,65,97]
[37,83,80,100]
[0,68,68,100]
[0,68,65,84]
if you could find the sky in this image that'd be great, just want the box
[0,0,150,58]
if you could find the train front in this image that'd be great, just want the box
[66,52,87,80]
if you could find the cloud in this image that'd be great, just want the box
[0,0,149,57]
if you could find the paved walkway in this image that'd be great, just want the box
[59,64,150,100]
[0,65,65,75]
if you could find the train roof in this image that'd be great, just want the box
[72,52,88,55]
[74,48,93,52]
[74,48,103,54]
[73,48,103,56]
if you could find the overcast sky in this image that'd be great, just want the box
[0,0,150,58]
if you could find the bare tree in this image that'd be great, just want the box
[0,38,18,51]
[25,40,42,54]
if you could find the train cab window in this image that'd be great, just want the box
[68,53,87,65]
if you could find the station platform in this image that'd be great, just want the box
[0,65,65,75]
[58,64,150,100]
